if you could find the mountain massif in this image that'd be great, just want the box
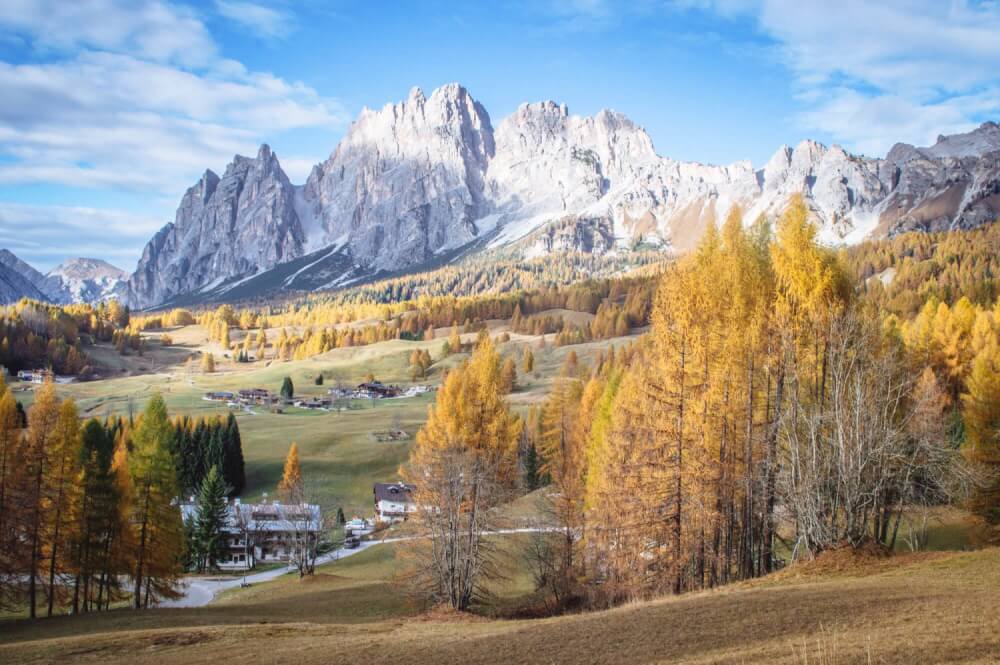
[7,84,1000,309]
[0,250,127,305]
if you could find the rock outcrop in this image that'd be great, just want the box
[127,145,304,309]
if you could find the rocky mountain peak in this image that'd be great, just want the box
[50,257,126,281]
[120,83,1000,309]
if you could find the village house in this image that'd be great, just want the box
[17,369,53,384]
[203,391,235,402]
[237,388,279,406]
[179,499,324,570]
[293,396,332,410]
[373,482,417,523]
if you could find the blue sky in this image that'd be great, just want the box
[1,0,998,271]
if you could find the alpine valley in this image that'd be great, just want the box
[9,83,1000,309]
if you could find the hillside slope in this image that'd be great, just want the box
[2,546,997,664]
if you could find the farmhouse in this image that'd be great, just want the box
[17,369,53,384]
[356,381,402,399]
[179,499,324,570]
[294,397,332,410]
[237,388,279,406]
[203,391,235,402]
[373,482,417,523]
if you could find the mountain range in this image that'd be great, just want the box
[0,251,127,306]
[5,83,1000,309]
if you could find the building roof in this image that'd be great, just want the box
[180,500,323,532]
[374,482,416,503]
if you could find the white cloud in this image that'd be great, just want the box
[0,51,344,195]
[215,0,295,40]
[0,0,216,66]
[685,0,1000,155]
[0,0,345,270]
[0,203,164,271]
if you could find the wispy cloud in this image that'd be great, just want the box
[679,0,1000,155]
[0,0,217,66]
[0,0,345,270]
[0,203,164,271]
[214,0,296,40]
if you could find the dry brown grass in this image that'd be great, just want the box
[2,547,998,665]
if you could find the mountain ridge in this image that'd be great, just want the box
[0,250,127,305]
[47,83,1000,309]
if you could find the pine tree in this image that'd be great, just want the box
[71,418,116,613]
[192,466,230,573]
[44,399,82,616]
[0,389,19,604]
[280,376,294,400]
[500,357,517,394]
[128,394,184,608]
[962,343,1000,522]
[336,506,345,525]
[278,443,304,504]
[20,381,60,618]
[403,336,522,610]
[522,348,534,374]
[222,413,245,497]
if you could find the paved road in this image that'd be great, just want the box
[159,540,383,608]
[159,527,556,609]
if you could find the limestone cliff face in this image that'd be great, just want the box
[122,84,1000,308]
[301,83,495,272]
[127,145,304,309]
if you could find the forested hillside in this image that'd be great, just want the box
[850,223,999,317]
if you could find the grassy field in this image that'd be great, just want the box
[13,322,637,517]
[2,539,998,664]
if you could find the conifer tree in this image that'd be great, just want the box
[192,466,230,572]
[201,352,215,374]
[403,336,522,610]
[522,348,534,373]
[280,376,294,400]
[128,394,184,608]
[223,413,246,497]
[20,381,60,618]
[44,399,82,616]
[963,344,1000,522]
[500,357,517,394]
[0,389,19,603]
[278,443,304,504]
[71,418,116,613]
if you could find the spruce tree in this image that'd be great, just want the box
[223,413,245,497]
[280,376,294,399]
[193,466,230,573]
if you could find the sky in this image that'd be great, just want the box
[0,0,998,272]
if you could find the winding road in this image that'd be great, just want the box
[159,527,555,609]
[159,539,384,608]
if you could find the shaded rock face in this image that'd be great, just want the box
[0,250,48,305]
[127,145,304,309]
[301,83,496,272]
[123,84,1000,308]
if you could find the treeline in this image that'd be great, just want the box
[0,385,185,616]
[172,414,245,498]
[850,223,1000,317]
[140,272,656,367]
[520,197,992,609]
[406,196,994,615]
[0,299,133,374]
